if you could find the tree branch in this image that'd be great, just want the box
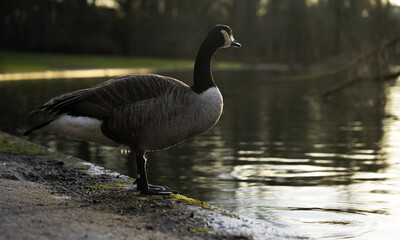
[322,70,400,101]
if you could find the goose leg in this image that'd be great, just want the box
[133,152,176,195]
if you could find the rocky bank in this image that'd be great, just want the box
[0,131,305,240]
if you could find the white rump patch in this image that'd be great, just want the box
[43,114,119,147]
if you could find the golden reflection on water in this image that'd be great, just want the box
[207,77,400,239]
[0,68,155,81]
[364,78,400,239]
[382,80,400,166]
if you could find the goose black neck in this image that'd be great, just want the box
[191,40,219,94]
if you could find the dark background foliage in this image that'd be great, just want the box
[1,0,399,63]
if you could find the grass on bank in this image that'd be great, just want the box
[0,51,242,73]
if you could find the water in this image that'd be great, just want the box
[1,69,400,239]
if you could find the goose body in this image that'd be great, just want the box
[24,24,241,194]
[37,74,223,151]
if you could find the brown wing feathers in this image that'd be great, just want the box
[24,74,186,136]
[29,74,180,117]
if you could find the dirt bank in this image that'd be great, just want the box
[0,131,305,239]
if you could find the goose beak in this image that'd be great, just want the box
[231,39,241,48]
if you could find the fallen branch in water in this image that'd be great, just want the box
[322,70,400,101]
[227,35,400,98]
[320,35,400,101]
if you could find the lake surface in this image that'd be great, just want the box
[1,69,400,239]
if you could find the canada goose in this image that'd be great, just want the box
[24,24,241,194]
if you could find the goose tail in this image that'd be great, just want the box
[23,120,52,136]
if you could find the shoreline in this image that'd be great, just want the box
[0,131,304,239]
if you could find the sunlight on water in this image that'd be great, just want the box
[305,152,377,160]
[0,68,154,81]
[204,74,400,239]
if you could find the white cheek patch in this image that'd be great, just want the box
[220,30,231,48]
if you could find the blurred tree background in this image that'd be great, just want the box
[1,0,400,64]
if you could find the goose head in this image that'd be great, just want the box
[205,25,241,50]
[192,24,241,93]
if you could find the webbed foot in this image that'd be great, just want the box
[141,185,177,195]
[133,179,177,195]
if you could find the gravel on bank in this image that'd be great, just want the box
[0,131,305,240]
